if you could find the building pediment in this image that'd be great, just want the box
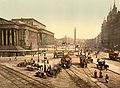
[0,18,12,24]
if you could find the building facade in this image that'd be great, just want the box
[95,33,102,50]
[0,18,54,56]
[101,3,120,51]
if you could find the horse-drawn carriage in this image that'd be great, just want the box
[17,59,35,67]
[96,59,109,70]
[35,64,62,78]
[17,58,62,79]
[17,59,40,71]
[60,55,72,68]
[17,61,28,67]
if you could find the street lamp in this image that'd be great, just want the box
[37,33,40,62]
[43,51,47,72]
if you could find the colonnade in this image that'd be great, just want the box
[0,29,18,46]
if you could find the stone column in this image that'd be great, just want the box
[16,30,18,46]
[0,29,2,46]
[6,29,8,46]
[8,30,10,45]
[2,29,4,46]
[14,29,16,46]
[10,29,12,45]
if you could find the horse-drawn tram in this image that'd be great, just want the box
[108,50,120,61]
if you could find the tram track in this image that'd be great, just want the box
[81,63,120,88]
[64,67,91,88]
[0,64,52,88]
[63,64,105,88]
[71,64,109,88]
[82,67,103,88]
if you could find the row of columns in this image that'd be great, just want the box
[0,29,18,46]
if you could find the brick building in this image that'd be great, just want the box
[0,18,54,56]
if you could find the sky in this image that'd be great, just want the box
[0,0,120,39]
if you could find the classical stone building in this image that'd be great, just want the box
[101,3,120,50]
[0,18,54,56]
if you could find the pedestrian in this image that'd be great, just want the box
[38,58,40,62]
[103,60,105,66]
[96,53,97,58]
[105,65,109,71]
[100,64,103,70]
[105,74,109,83]
[83,59,85,68]
[97,58,100,62]
[94,70,97,78]
[99,70,103,78]
[96,51,99,58]
[14,56,17,61]
[32,54,35,60]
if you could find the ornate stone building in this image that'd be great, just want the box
[101,3,120,50]
[95,33,102,50]
[0,18,54,56]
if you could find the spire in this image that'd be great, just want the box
[111,0,117,15]
[113,0,116,8]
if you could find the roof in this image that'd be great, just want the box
[0,17,54,36]
[12,18,46,27]
[0,17,20,26]
[40,28,54,35]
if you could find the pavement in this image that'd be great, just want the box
[92,52,120,75]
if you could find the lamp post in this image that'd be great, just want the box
[37,33,39,62]
[38,44,39,62]
[43,51,46,72]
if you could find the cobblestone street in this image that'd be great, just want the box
[0,52,120,88]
